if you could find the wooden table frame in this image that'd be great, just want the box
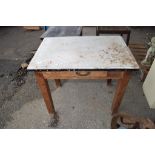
[34,70,131,119]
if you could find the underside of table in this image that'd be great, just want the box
[34,70,131,121]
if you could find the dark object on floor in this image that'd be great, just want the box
[13,68,27,86]
[0,74,4,78]
[111,112,155,129]
[12,53,34,86]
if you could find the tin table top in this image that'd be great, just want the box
[28,36,139,71]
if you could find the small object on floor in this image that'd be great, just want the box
[21,63,28,69]
[48,112,59,127]
[0,74,4,78]
[17,79,25,86]
[111,112,155,129]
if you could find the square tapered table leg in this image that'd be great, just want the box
[35,72,56,114]
[55,79,62,87]
[111,71,131,114]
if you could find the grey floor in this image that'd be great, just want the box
[0,26,155,129]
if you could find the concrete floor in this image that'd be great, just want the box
[0,26,155,128]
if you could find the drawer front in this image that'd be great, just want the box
[42,71,108,79]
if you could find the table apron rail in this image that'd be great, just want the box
[37,71,127,80]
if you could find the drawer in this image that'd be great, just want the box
[42,71,108,79]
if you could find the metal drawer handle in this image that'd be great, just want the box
[75,71,90,76]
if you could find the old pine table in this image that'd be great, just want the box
[28,36,139,121]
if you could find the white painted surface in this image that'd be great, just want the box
[143,59,155,108]
[28,36,139,70]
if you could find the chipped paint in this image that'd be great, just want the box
[28,36,139,70]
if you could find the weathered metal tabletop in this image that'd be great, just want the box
[28,36,139,71]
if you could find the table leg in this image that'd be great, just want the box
[35,72,56,114]
[107,79,112,86]
[35,72,59,126]
[55,79,61,87]
[111,71,131,114]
